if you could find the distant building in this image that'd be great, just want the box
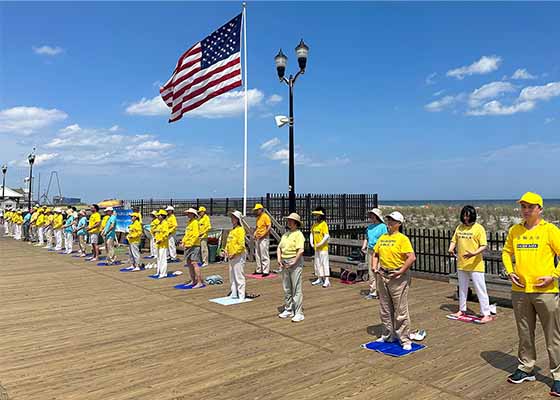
[53,196,81,205]
[1,185,25,209]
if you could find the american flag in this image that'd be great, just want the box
[160,14,243,123]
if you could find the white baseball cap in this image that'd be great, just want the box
[165,205,175,211]
[385,211,405,223]
[105,207,114,212]
[367,208,383,221]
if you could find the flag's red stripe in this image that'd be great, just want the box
[167,58,240,104]
[171,69,241,114]
[160,46,202,91]
[169,80,243,123]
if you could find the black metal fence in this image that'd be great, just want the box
[128,193,378,229]
[319,225,507,276]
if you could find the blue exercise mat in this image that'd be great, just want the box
[57,251,67,255]
[120,267,146,272]
[168,259,180,263]
[148,272,179,279]
[143,256,155,259]
[174,283,206,290]
[209,296,252,306]
[47,249,56,252]
[97,261,122,266]
[361,341,426,357]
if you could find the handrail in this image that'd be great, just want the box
[264,209,284,242]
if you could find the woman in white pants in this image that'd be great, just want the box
[448,205,493,323]
[310,206,331,288]
[225,211,246,300]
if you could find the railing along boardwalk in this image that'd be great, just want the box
[0,236,553,400]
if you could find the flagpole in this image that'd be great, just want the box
[242,2,248,216]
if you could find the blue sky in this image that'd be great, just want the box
[1,1,559,203]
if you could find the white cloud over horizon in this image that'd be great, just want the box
[511,68,537,80]
[0,106,68,135]
[468,81,516,108]
[32,45,64,56]
[446,55,502,80]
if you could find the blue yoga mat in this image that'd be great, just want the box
[57,251,67,255]
[143,256,155,259]
[47,249,56,252]
[120,267,145,272]
[361,341,426,357]
[148,273,178,279]
[174,283,206,290]
[168,259,180,263]
[97,261,122,266]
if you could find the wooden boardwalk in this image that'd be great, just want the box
[0,236,554,400]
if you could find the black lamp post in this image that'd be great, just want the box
[1,164,7,207]
[27,152,35,209]
[275,39,309,213]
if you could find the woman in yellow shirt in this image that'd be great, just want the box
[182,208,203,288]
[277,213,306,323]
[148,211,159,259]
[448,205,491,323]
[310,207,331,288]
[371,211,416,351]
[154,210,169,278]
[225,210,247,299]
[127,212,144,270]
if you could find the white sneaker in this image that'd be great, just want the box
[291,313,305,323]
[402,344,412,351]
[322,280,331,288]
[311,278,323,286]
[278,310,294,319]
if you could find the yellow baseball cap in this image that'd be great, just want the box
[518,192,543,207]
[157,209,168,216]
[311,210,324,216]
[131,212,141,218]
[198,206,206,212]
[253,203,264,210]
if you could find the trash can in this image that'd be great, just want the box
[208,244,218,263]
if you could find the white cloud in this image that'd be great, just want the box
[10,152,59,168]
[447,55,502,80]
[270,149,289,161]
[133,140,173,151]
[260,137,281,150]
[511,68,537,80]
[109,125,120,132]
[424,95,458,112]
[126,88,266,118]
[32,45,64,56]
[266,94,283,105]
[545,117,555,124]
[469,81,516,108]
[433,89,446,97]
[519,82,560,102]
[0,106,68,135]
[466,100,535,116]
[425,73,437,85]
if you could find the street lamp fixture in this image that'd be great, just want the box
[1,164,7,207]
[274,39,309,213]
[27,151,35,209]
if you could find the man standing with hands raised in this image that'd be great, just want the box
[502,192,560,397]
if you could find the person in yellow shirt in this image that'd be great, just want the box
[13,210,23,240]
[277,213,306,322]
[29,207,39,243]
[182,208,203,288]
[87,204,102,261]
[153,209,169,278]
[35,207,46,246]
[165,206,178,262]
[371,211,417,351]
[148,211,159,259]
[43,208,55,250]
[225,210,247,300]
[127,212,144,271]
[448,205,492,323]
[502,192,560,394]
[310,206,331,288]
[198,206,212,266]
[53,208,64,251]
[253,203,271,276]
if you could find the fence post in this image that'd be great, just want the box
[210,198,214,215]
[373,193,378,208]
[196,198,199,209]
[306,194,311,229]
[170,198,173,207]
[266,193,270,210]
[342,194,347,229]
[140,199,144,216]
[225,198,229,215]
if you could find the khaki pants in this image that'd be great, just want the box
[255,237,270,273]
[281,258,304,315]
[200,238,209,265]
[229,253,246,299]
[366,249,377,294]
[512,292,560,379]
[78,235,86,254]
[377,270,411,346]
[106,238,116,262]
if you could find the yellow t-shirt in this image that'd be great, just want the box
[127,220,143,244]
[101,215,109,231]
[182,218,200,247]
[53,214,64,229]
[36,213,45,227]
[167,214,178,235]
[198,214,212,239]
[374,232,414,270]
[45,214,54,228]
[150,218,160,236]
[502,220,560,293]
[154,219,169,249]
[255,213,271,238]
[311,220,329,252]
[279,230,305,259]
[452,223,487,272]
[30,212,39,224]
[226,225,246,257]
[88,212,101,234]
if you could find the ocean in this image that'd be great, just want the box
[380,199,560,207]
